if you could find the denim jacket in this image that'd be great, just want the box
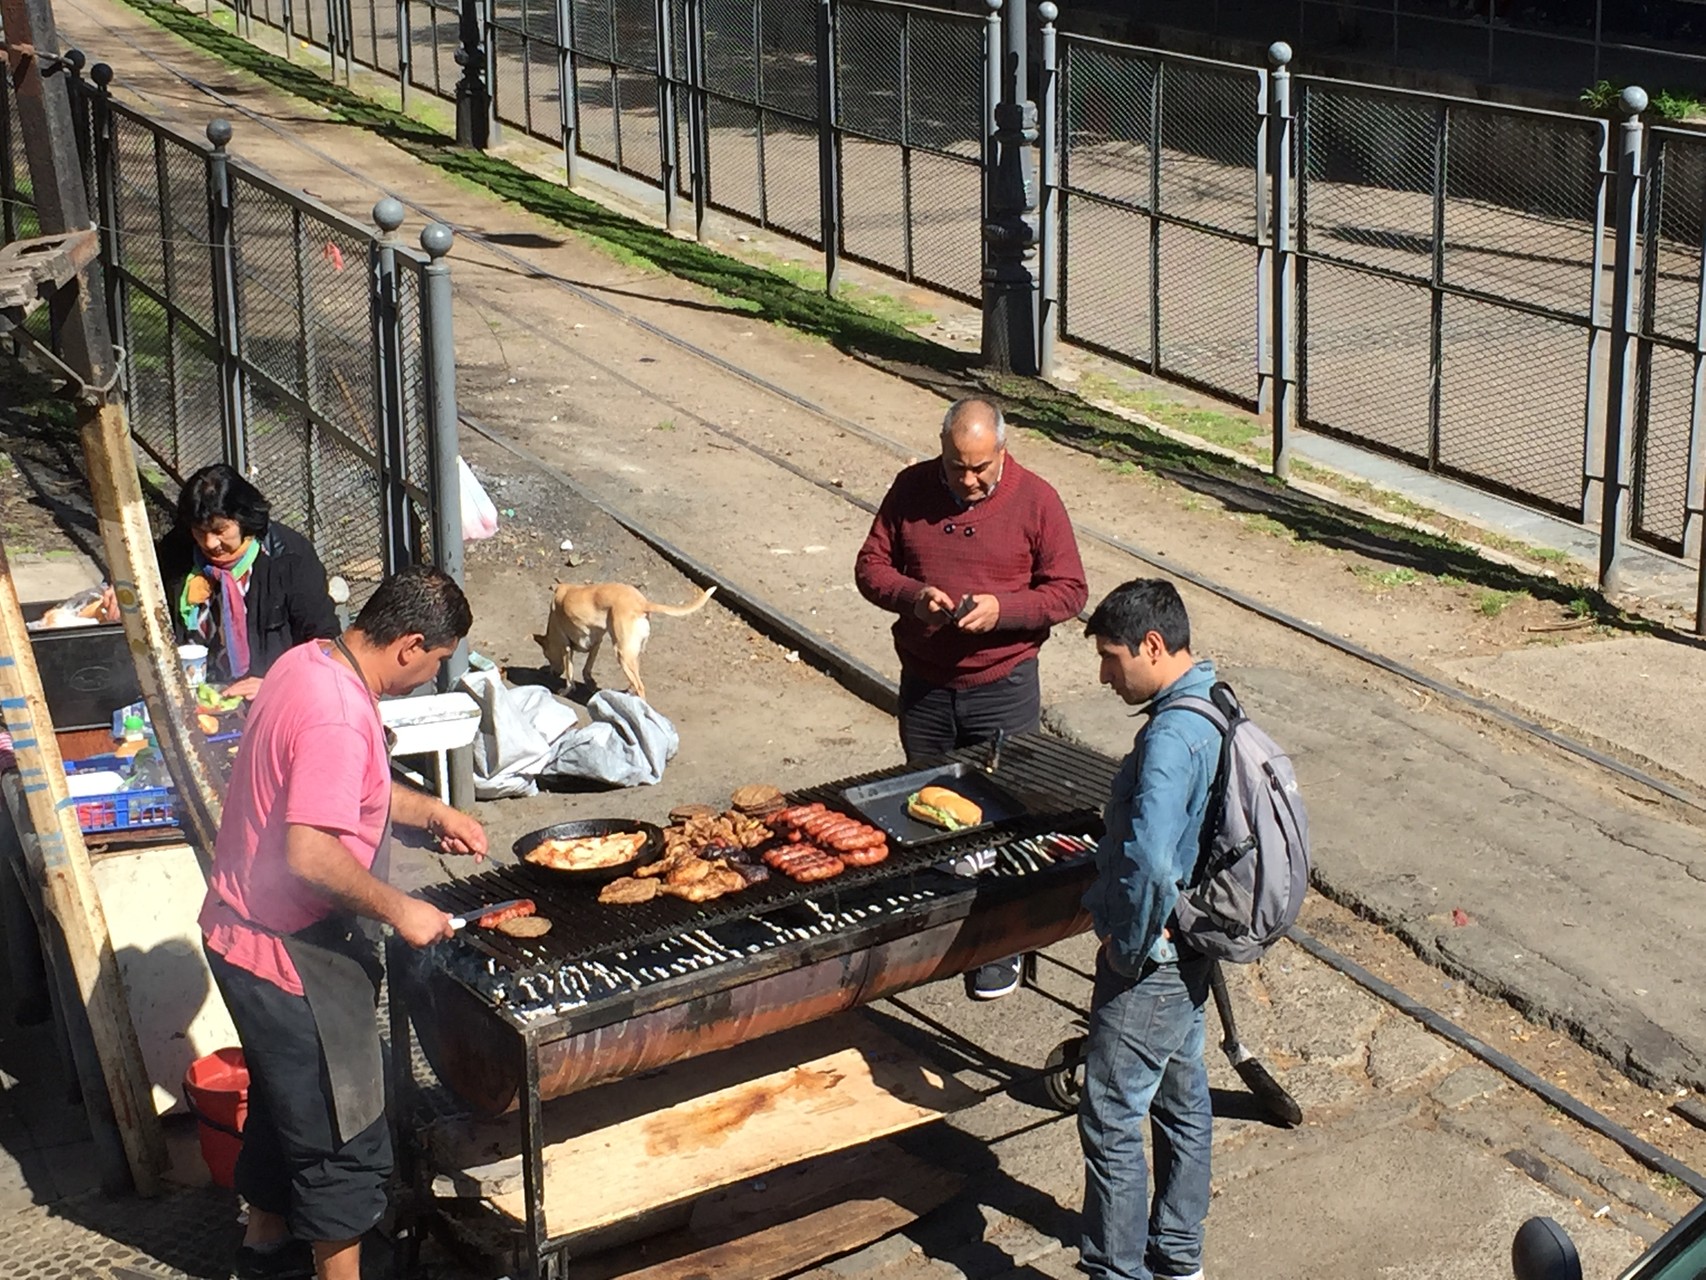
[1084,659,1222,975]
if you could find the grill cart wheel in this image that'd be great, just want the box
[1042,1035,1086,1112]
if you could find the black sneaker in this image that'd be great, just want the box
[234,1239,315,1280]
[966,954,1023,1001]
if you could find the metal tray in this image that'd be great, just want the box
[839,761,1026,848]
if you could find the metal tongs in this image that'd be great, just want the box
[984,726,1005,774]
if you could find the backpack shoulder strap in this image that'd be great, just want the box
[1161,695,1228,734]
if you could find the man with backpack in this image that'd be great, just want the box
[1078,578,1271,1280]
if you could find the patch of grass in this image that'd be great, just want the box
[1351,564,1420,588]
[654,419,676,431]
[1477,589,1521,617]
[1080,374,1268,457]
[745,250,936,329]
[1653,1172,1687,1196]
[1436,573,1468,588]
[1569,594,1595,618]
[1241,513,1294,541]
[1531,546,1573,563]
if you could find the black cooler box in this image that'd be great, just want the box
[23,601,143,733]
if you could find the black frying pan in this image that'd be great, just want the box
[511,819,664,882]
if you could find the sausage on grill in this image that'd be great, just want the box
[478,899,537,929]
[842,844,889,868]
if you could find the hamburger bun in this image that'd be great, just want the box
[905,785,983,831]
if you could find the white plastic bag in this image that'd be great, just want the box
[458,456,500,542]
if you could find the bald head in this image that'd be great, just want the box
[939,398,1008,504]
[941,398,1007,450]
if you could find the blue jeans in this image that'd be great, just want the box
[1078,949,1213,1280]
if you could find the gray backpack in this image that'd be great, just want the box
[1167,682,1310,963]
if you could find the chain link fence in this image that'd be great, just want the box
[158,0,1706,613]
[1057,37,1265,405]
[1294,80,1609,519]
[0,65,455,606]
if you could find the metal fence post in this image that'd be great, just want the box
[65,50,93,195]
[454,0,491,147]
[282,0,295,58]
[397,0,411,109]
[419,223,473,809]
[982,0,999,278]
[372,198,413,574]
[981,0,1040,375]
[686,0,707,236]
[1255,58,1271,421]
[1267,41,1295,479]
[556,0,577,185]
[655,0,678,233]
[1600,87,1646,598]
[817,0,839,292]
[212,121,249,462]
[90,65,125,361]
[1036,2,1058,377]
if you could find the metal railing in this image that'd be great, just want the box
[0,61,461,609]
[157,0,1706,624]
[212,0,989,301]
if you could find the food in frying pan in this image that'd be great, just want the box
[525,830,650,871]
[905,786,982,831]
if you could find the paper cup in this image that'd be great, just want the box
[178,644,208,689]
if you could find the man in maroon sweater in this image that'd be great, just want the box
[855,397,1088,997]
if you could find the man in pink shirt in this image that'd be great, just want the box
[200,564,485,1280]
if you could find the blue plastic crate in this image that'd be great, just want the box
[73,786,180,833]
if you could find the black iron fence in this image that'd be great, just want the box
[157,0,1706,619]
[217,0,990,301]
[0,63,460,607]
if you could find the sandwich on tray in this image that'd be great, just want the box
[905,785,983,831]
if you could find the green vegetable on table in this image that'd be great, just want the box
[195,683,244,713]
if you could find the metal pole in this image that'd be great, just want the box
[982,0,999,282]
[397,0,411,109]
[556,0,577,185]
[980,0,1039,375]
[817,0,839,291]
[1255,60,1271,420]
[1582,118,1612,522]
[206,119,248,474]
[685,0,705,235]
[419,223,474,810]
[372,198,414,574]
[1037,1,1058,377]
[1426,101,1447,473]
[454,0,491,147]
[1268,41,1295,479]
[655,0,678,232]
[1600,86,1646,598]
[90,65,124,365]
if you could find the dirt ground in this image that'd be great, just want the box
[6,5,1706,1277]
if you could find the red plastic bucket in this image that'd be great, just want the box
[183,1047,248,1188]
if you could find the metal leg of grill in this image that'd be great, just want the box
[387,937,426,1279]
[521,1035,564,1279]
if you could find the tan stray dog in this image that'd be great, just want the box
[534,582,718,701]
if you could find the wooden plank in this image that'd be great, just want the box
[0,532,167,1193]
[576,1142,963,1280]
[446,1016,977,1237]
[81,401,225,858]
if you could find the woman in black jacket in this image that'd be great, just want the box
[153,463,341,699]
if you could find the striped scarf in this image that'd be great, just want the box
[178,537,261,679]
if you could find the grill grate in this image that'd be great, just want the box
[418,733,1116,968]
